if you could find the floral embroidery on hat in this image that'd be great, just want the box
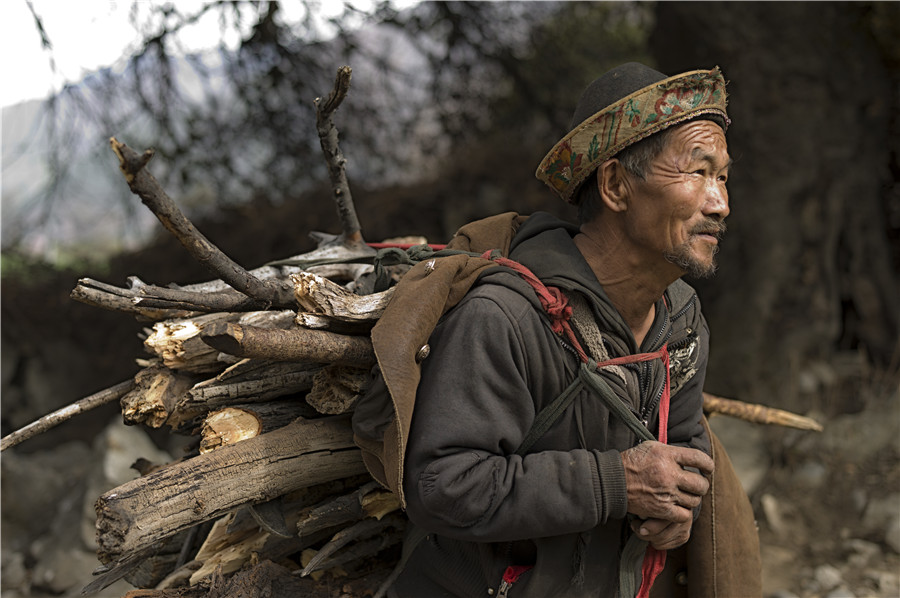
[535,67,730,204]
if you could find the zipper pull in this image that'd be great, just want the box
[497,565,533,598]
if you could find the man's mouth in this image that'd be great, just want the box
[691,221,727,242]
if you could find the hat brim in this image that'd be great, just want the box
[535,67,730,204]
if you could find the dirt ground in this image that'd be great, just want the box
[713,357,900,598]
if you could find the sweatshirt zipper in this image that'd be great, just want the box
[638,330,697,426]
[636,293,697,419]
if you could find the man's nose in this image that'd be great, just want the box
[703,181,730,220]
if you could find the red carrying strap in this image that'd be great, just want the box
[636,349,670,598]
[484,252,672,597]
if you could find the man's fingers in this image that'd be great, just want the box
[631,518,693,550]
[671,445,715,475]
[632,518,670,537]
[677,469,710,498]
[655,503,694,524]
[676,488,703,509]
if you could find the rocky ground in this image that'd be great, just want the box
[2,350,898,598]
[710,353,900,598]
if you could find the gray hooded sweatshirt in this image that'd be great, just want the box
[393,212,711,597]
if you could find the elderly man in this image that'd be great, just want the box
[354,62,761,597]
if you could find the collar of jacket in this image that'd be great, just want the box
[506,211,673,356]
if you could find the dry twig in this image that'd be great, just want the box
[702,392,823,431]
[1,380,135,451]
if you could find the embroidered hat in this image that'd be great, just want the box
[535,62,730,204]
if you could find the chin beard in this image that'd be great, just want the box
[664,243,720,279]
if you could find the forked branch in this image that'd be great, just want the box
[109,138,294,308]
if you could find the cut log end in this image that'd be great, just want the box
[200,408,263,454]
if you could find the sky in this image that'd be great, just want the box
[0,0,382,109]
[0,0,241,108]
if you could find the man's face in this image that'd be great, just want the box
[624,120,731,278]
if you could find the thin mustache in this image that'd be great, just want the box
[691,220,727,239]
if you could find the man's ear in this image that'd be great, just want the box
[597,159,630,213]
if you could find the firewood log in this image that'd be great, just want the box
[297,527,403,579]
[186,475,374,584]
[299,512,406,577]
[292,271,394,328]
[95,416,366,563]
[185,363,321,405]
[199,408,262,454]
[296,481,400,540]
[159,362,322,433]
[144,310,296,373]
[200,323,375,366]
[121,365,198,428]
[197,401,323,453]
[306,364,370,415]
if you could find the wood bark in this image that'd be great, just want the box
[179,364,321,408]
[315,66,363,244]
[296,481,400,540]
[299,513,406,577]
[144,310,296,372]
[200,323,375,366]
[70,280,198,320]
[71,252,375,318]
[95,416,367,563]
[185,475,374,585]
[221,400,320,433]
[702,392,823,431]
[292,271,394,325]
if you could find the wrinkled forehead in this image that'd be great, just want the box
[666,120,731,164]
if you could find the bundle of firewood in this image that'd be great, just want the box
[0,67,823,598]
[75,244,410,597]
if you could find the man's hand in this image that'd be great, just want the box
[621,441,714,524]
[630,517,693,551]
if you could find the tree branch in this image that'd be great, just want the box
[702,392,823,431]
[109,137,294,308]
[1,380,136,451]
[200,323,375,367]
[315,66,363,244]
